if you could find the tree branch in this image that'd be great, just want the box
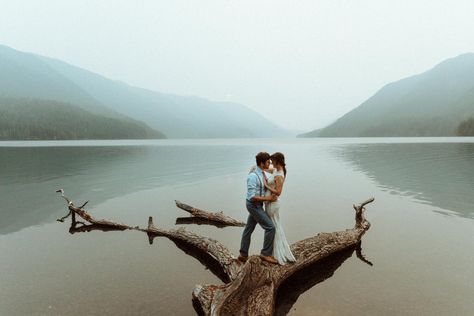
[143,216,241,281]
[175,201,245,227]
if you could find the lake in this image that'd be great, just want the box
[1,138,473,315]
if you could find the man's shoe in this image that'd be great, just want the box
[238,255,248,262]
[259,255,278,264]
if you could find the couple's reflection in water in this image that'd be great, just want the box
[64,215,373,315]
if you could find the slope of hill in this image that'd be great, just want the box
[0,44,290,138]
[40,54,290,138]
[0,97,165,140]
[0,45,122,118]
[300,53,474,137]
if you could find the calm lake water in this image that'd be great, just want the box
[1,138,473,315]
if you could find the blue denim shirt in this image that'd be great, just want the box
[246,166,265,202]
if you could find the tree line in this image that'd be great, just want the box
[0,97,165,140]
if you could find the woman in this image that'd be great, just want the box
[263,152,296,265]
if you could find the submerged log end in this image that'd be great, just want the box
[175,200,194,213]
[148,216,154,230]
[175,200,246,227]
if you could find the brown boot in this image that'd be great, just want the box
[238,254,248,262]
[259,255,278,264]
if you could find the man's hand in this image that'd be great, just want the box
[251,194,278,203]
[269,194,278,202]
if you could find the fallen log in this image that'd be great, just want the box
[191,198,374,315]
[143,216,242,281]
[57,189,374,315]
[175,200,245,227]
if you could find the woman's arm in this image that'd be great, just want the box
[264,176,284,196]
[273,176,284,196]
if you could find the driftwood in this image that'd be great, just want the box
[144,216,242,282]
[191,198,374,315]
[175,200,245,227]
[56,189,131,231]
[56,189,374,315]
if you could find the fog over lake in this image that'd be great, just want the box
[1,138,473,315]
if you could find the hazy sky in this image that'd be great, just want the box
[1,0,474,131]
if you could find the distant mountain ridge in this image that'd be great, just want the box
[0,44,290,139]
[300,53,474,137]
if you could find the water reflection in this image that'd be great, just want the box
[0,145,250,235]
[275,245,359,315]
[68,222,128,234]
[175,217,233,228]
[333,143,474,219]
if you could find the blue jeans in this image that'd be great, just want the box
[240,200,275,256]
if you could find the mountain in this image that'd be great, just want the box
[0,44,290,138]
[0,97,165,140]
[300,53,474,137]
[0,45,120,117]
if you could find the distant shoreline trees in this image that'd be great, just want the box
[0,97,165,140]
[457,117,474,136]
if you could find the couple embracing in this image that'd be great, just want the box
[238,152,296,265]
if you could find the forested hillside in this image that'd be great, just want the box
[0,97,165,140]
[0,44,290,139]
[300,53,474,137]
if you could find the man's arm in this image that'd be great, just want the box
[247,173,277,202]
[252,194,278,202]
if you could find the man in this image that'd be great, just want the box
[239,152,278,264]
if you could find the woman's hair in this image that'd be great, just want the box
[270,152,286,176]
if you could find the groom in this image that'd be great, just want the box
[239,152,278,264]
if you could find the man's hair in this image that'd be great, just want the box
[255,152,271,166]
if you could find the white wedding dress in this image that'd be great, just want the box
[264,170,296,265]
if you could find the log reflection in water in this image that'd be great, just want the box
[176,217,230,228]
[275,245,354,315]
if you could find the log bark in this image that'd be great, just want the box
[57,189,374,315]
[143,216,242,282]
[175,201,245,227]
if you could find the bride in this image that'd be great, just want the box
[263,152,296,265]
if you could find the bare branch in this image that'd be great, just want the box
[57,210,72,222]
[78,200,89,209]
[56,189,130,230]
[143,216,241,281]
[175,201,245,227]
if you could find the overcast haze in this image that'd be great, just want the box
[1,0,474,131]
